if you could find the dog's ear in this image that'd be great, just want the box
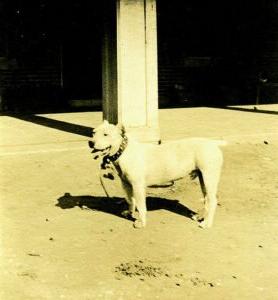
[117,123,126,136]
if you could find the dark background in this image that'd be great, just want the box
[157,0,278,106]
[0,0,278,112]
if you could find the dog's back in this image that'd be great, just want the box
[129,138,225,186]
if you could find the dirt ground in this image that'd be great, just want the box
[1,108,278,299]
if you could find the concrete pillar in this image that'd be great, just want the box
[102,0,160,142]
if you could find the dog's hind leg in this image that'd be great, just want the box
[132,185,147,229]
[192,170,208,223]
[198,168,221,228]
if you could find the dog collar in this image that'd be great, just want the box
[101,135,128,169]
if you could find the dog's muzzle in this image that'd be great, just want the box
[88,141,111,159]
[88,140,95,149]
[88,141,100,153]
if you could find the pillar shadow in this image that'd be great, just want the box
[7,113,93,137]
[56,193,196,222]
[212,105,278,115]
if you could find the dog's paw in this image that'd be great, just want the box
[192,213,213,229]
[192,213,203,222]
[133,220,145,229]
[198,219,212,229]
[121,210,132,219]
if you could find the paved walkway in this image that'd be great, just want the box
[0,104,277,300]
[0,105,277,157]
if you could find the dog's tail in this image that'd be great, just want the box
[213,140,228,147]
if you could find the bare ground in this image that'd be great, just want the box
[1,139,278,299]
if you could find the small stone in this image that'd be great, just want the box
[263,156,271,161]
[208,282,214,287]
[27,253,41,257]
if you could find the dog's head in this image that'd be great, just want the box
[89,120,125,155]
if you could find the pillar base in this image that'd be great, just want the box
[126,126,160,143]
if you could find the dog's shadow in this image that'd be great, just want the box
[56,193,195,222]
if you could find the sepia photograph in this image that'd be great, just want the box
[1,0,278,299]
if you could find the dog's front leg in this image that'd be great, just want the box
[132,184,147,229]
[121,181,136,219]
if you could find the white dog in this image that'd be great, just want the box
[89,120,226,229]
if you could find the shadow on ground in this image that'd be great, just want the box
[214,105,278,115]
[7,114,93,137]
[56,193,195,221]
